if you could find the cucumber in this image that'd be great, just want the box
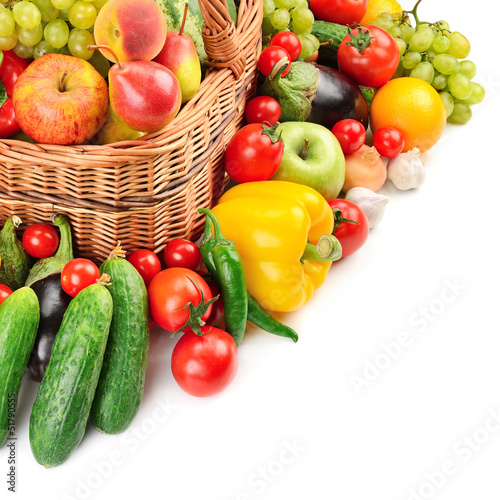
[0,215,30,291]
[29,282,113,468]
[91,245,150,434]
[311,20,349,67]
[0,287,40,447]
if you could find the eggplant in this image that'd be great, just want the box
[258,61,368,130]
[26,273,72,382]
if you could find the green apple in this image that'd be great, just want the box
[272,121,345,200]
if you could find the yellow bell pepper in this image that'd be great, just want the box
[211,180,338,313]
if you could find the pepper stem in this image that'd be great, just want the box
[301,234,342,262]
[198,207,224,243]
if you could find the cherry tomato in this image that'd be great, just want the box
[22,223,59,259]
[148,267,213,333]
[331,119,366,154]
[171,325,238,397]
[128,249,162,286]
[309,0,368,26]
[258,46,291,78]
[328,199,369,258]
[224,122,284,183]
[201,274,225,328]
[372,127,405,158]
[244,96,281,126]
[337,25,400,88]
[164,239,201,271]
[0,283,13,305]
[270,31,302,61]
[61,258,101,297]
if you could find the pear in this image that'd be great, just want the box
[92,107,146,145]
[153,3,202,103]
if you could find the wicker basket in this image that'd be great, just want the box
[0,0,262,263]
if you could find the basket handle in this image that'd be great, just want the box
[198,0,245,79]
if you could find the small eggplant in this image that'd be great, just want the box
[258,61,368,130]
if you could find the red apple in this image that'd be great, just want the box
[12,53,109,145]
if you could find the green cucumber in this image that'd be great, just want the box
[311,20,349,67]
[0,216,30,291]
[91,245,150,434]
[0,287,40,447]
[29,282,113,468]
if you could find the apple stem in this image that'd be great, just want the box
[59,71,69,92]
[87,44,122,69]
[300,139,309,159]
[179,3,188,37]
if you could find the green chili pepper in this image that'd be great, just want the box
[198,208,248,347]
[199,209,298,343]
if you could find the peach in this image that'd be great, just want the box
[93,0,167,63]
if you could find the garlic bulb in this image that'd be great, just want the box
[387,148,426,190]
[344,186,389,228]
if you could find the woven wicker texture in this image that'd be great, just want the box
[0,0,262,263]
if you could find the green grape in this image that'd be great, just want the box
[92,0,109,10]
[33,38,56,57]
[12,1,42,29]
[394,37,406,56]
[67,26,94,59]
[369,16,393,30]
[270,8,290,30]
[432,53,459,75]
[447,31,470,58]
[13,40,33,58]
[400,24,415,43]
[0,29,17,50]
[461,81,485,105]
[447,101,472,124]
[51,0,75,9]
[68,0,96,29]
[435,20,449,31]
[377,11,394,19]
[57,7,70,20]
[410,61,434,84]
[303,33,319,52]
[432,73,447,90]
[458,60,476,79]
[44,17,69,47]
[392,59,406,79]
[297,33,314,58]
[88,46,110,78]
[439,91,454,117]
[291,0,308,7]
[263,0,275,18]
[290,20,312,34]
[56,44,71,55]
[17,22,43,46]
[447,73,472,100]
[387,25,401,38]
[31,0,59,22]
[408,27,435,52]
[402,51,421,69]
[0,7,15,37]
[274,0,293,9]
[416,22,430,31]
[432,35,450,53]
[261,15,274,37]
[290,6,314,31]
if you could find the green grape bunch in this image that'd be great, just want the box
[369,0,484,125]
[262,0,320,60]
[0,0,109,78]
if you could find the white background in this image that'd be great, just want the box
[2,1,500,499]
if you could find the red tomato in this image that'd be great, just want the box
[164,239,201,271]
[309,0,368,26]
[171,325,238,397]
[127,249,161,286]
[372,127,405,158]
[270,31,302,61]
[201,274,225,328]
[328,199,369,258]
[337,25,400,88]
[244,96,281,126]
[22,223,59,259]
[258,46,291,78]
[331,119,366,154]
[0,283,13,305]
[224,122,284,183]
[148,267,213,333]
[61,258,101,297]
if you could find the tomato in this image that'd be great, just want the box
[331,119,366,154]
[244,96,281,126]
[127,249,161,286]
[164,239,201,271]
[148,267,213,333]
[0,283,13,305]
[372,126,405,158]
[337,25,400,88]
[270,31,302,61]
[223,122,284,183]
[171,325,238,397]
[61,258,101,297]
[328,199,369,258]
[22,223,59,259]
[309,0,368,26]
[201,274,224,328]
[258,46,291,78]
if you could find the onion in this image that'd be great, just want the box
[342,145,387,193]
